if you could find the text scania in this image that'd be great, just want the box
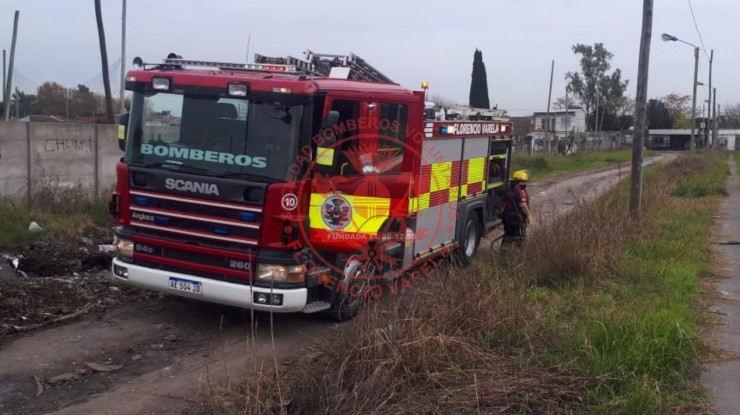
[140,144,267,168]
[165,178,220,196]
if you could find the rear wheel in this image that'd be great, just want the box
[456,212,481,266]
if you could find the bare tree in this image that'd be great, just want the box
[428,93,457,109]
[720,103,740,128]
[553,96,579,110]
[95,0,114,123]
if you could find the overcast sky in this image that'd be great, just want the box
[1,0,737,116]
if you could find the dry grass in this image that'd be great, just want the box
[203,152,726,415]
[205,263,599,414]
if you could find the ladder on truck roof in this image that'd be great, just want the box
[304,50,394,83]
[131,51,393,83]
[254,50,394,84]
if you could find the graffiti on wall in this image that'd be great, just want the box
[43,138,93,154]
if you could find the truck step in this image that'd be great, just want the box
[302,301,331,314]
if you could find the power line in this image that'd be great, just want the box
[687,0,710,61]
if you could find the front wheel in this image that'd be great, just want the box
[456,212,481,266]
[325,258,373,322]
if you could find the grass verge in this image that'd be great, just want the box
[0,186,112,249]
[204,152,725,415]
[513,149,654,180]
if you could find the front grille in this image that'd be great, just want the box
[128,189,262,247]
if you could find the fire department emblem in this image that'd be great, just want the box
[321,195,352,230]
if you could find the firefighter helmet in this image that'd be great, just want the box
[511,170,529,182]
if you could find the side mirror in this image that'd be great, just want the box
[118,113,129,151]
[315,111,340,172]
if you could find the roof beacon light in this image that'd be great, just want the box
[229,83,248,97]
[152,77,170,91]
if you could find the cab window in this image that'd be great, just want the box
[328,99,407,176]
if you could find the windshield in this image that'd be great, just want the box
[124,91,304,181]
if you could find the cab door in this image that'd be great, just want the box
[308,98,410,253]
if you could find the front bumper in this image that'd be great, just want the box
[111,258,308,312]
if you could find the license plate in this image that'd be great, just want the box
[168,277,202,295]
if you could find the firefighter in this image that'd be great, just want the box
[501,170,530,247]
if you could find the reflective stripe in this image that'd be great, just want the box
[418,193,430,210]
[118,125,126,140]
[316,147,334,166]
[409,197,418,214]
[467,158,485,184]
[462,157,487,198]
[430,161,452,192]
[410,156,490,213]
[449,186,459,203]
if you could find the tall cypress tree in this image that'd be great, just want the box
[469,49,490,109]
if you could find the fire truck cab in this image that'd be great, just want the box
[111,52,513,320]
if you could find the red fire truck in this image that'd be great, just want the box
[110,51,514,320]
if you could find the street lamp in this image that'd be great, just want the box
[662,33,699,151]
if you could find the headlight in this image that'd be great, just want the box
[114,236,134,259]
[256,264,306,283]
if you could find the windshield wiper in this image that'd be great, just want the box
[216,172,279,183]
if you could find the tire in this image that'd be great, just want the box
[456,211,481,266]
[325,258,372,322]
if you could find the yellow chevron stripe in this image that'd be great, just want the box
[430,161,452,192]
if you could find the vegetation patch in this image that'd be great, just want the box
[512,149,653,180]
[0,185,112,249]
[204,153,723,414]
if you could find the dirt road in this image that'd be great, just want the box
[0,152,678,415]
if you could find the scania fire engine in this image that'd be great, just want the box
[110,51,514,321]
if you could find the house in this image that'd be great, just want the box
[531,109,587,138]
[524,109,587,152]
[648,129,739,151]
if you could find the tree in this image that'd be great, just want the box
[71,84,99,116]
[662,93,691,128]
[720,103,740,128]
[95,0,114,123]
[15,90,40,118]
[469,49,490,109]
[37,82,68,116]
[553,96,579,110]
[428,93,457,109]
[565,43,629,130]
[646,99,673,129]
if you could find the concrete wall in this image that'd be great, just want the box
[0,121,120,200]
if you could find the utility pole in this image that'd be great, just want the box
[690,46,698,151]
[2,50,5,105]
[95,0,115,123]
[565,85,570,149]
[246,34,251,63]
[630,0,653,216]
[712,92,718,148]
[545,60,554,154]
[3,11,19,121]
[120,0,127,114]
[706,49,713,149]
